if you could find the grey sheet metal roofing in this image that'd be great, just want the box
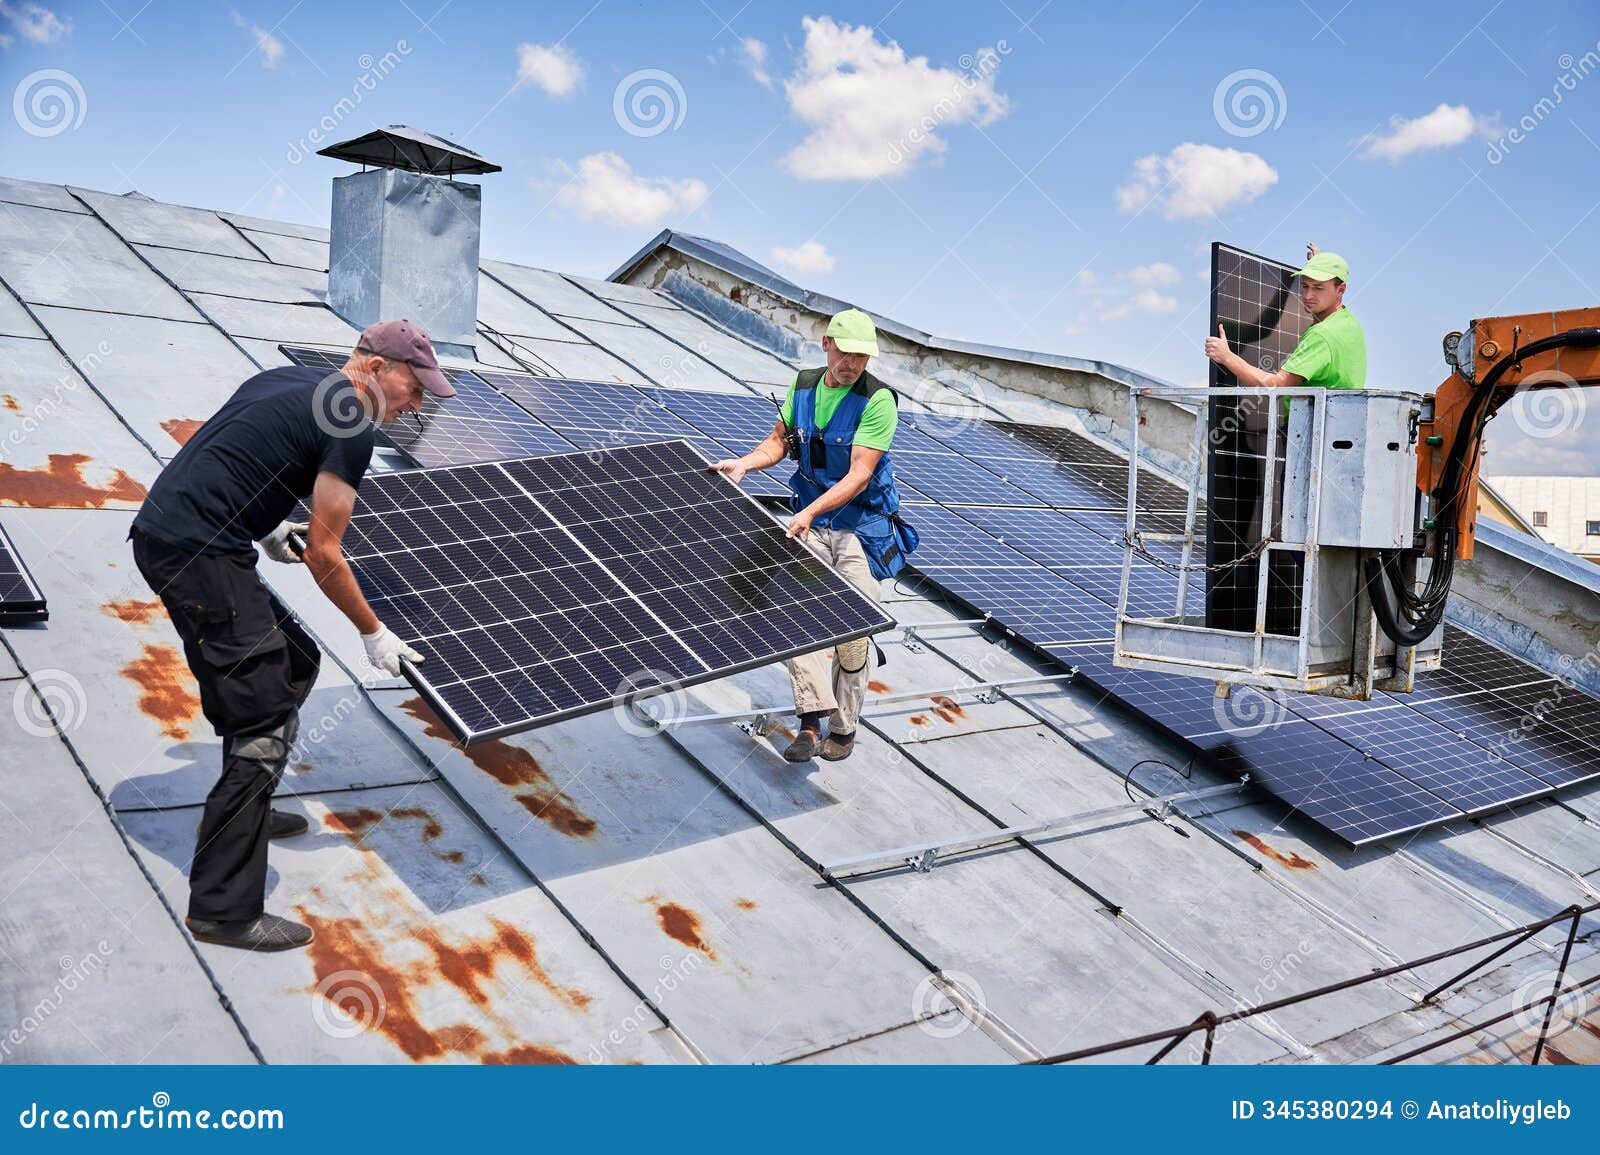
[1,173,1598,1067]
[610,228,1180,393]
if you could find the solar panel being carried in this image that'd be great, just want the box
[338,438,894,742]
[0,520,47,624]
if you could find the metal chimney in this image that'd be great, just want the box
[318,126,501,355]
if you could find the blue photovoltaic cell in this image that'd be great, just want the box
[892,450,1043,507]
[280,347,574,467]
[340,440,893,742]
[476,372,692,435]
[1284,699,1553,816]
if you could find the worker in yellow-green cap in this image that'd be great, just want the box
[1204,243,1366,395]
[711,308,913,765]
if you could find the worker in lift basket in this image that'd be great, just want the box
[710,309,915,764]
[129,321,449,952]
[1204,243,1368,397]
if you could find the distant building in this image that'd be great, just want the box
[1485,475,1600,563]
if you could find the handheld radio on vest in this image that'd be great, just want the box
[770,394,801,461]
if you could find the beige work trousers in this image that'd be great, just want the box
[786,527,880,734]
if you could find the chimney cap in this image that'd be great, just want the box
[317,125,501,176]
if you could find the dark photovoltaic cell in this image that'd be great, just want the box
[1206,244,1312,635]
[0,521,47,623]
[339,439,893,741]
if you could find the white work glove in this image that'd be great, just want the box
[260,521,309,564]
[361,625,423,677]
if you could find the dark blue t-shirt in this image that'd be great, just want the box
[134,366,375,555]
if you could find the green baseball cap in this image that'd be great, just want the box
[1297,251,1349,284]
[826,308,879,356]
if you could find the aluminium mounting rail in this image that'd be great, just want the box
[818,780,1251,879]
[630,673,1079,734]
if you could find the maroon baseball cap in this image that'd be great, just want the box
[356,319,455,398]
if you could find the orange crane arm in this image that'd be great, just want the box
[1418,307,1600,560]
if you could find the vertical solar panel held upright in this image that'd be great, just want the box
[0,520,47,623]
[1205,244,1311,634]
[337,439,894,742]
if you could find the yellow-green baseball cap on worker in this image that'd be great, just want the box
[1297,251,1349,284]
[826,308,879,356]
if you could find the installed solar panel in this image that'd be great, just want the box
[1206,244,1312,635]
[0,520,47,624]
[281,346,573,467]
[475,371,688,435]
[893,450,1043,507]
[340,439,893,742]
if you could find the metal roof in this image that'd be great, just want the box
[1,174,1597,1066]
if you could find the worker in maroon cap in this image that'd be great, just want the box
[129,321,453,952]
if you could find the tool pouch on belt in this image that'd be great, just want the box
[187,556,289,668]
[854,512,917,581]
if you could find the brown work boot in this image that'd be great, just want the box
[783,728,823,762]
[820,731,856,761]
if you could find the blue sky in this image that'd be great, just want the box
[3,0,1598,473]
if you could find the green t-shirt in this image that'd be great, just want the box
[779,371,898,451]
[1283,306,1367,391]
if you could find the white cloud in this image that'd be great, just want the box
[1126,261,1180,287]
[553,152,708,228]
[232,11,283,69]
[770,240,835,275]
[1116,142,1277,220]
[782,16,1009,180]
[516,41,584,96]
[1100,288,1179,321]
[0,2,70,44]
[1363,102,1487,160]
[741,37,772,89]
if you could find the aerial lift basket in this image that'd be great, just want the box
[1114,385,1441,700]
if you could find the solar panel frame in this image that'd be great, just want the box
[0,520,47,624]
[340,439,894,743]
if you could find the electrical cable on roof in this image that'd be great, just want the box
[478,321,560,378]
[1123,757,1190,804]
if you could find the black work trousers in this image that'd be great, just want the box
[130,528,319,921]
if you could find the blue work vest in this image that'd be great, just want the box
[787,367,902,531]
